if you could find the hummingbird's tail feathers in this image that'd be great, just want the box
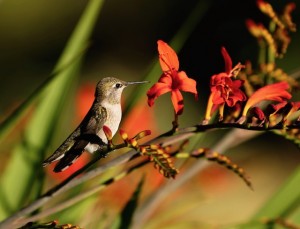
[53,140,88,173]
[53,150,83,172]
[42,129,80,167]
[42,152,65,167]
[42,141,75,167]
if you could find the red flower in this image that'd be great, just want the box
[278,102,300,123]
[242,82,292,118]
[210,73,246,107]
[147,40,198,115]
[266,101,288,117]
[247,107,266,126]
[204,47,246,122]
[263,101,300,125]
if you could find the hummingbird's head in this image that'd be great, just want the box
[95,77,149,104]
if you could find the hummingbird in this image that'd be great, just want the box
[43,77,148,172]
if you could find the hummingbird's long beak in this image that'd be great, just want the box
[125,80,150,86]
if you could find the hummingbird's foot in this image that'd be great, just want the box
[77,134,105,146]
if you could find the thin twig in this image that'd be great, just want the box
[2,120,300,228]
[16,159,148,227]
[0,145,130,229]
[17,142,253,226]
[131,128,259,228]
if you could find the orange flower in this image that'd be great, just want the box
[210,73,246,107]
[247,107,266,125]
[274,102,300,123]
[266,101,288,116]
[204,47,246,122]
[147,40,198,115]
[242,82,292,118]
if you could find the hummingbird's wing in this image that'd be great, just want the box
[43,105,107,172]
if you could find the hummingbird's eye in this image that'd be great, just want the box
[115,83,123,88]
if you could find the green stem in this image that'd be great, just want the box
[258,39,267,67]
[172,112,179,132]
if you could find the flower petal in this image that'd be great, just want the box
[147,82,171,107]
[171,89,184,114]
[250,107,266,121]
[211,90,225,105]
[157,40,179,72]
[221,47,233,75]
[231,79,244,89]
[158,73,172,85]
[176,71,198,98]
[209,73,246,108]
[242,82,292,116]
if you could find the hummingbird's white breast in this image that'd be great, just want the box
[84,101,122,153]
[99,101,122,141]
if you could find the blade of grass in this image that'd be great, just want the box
[233,166,300,229]
[0,44,88,143]
[117,177,144,229]
[288,206,300,225]
[0,0,105,221]
[252,166,300,220]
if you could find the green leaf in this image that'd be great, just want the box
[116,177,144,229]
[250,166,300,221]
[230,221,269,229]
[52,191,98,227]
[0,0,105,220]
[288,206,300,225]
[234,167,300,229]
[0,51,85,144]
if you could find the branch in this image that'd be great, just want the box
[0,144,130,229]
[131,128,259,228]
[17,159,149,226]
[17,143,253,225]
[2,121,299,228]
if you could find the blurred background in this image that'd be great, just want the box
[0,0,300,228]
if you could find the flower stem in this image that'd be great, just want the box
[203,94,214,124]
[267,21,276,64]
[172,111,179,132]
